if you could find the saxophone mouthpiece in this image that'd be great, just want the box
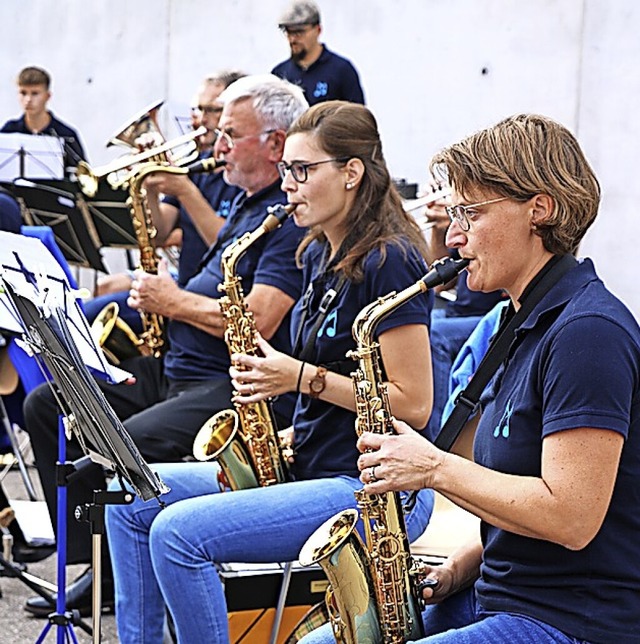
[187,157,227,174]
[421,257,470,289]
[265,203,297,228]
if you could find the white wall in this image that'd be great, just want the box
[1,0,638,314]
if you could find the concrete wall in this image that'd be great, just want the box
[1,0,638,314]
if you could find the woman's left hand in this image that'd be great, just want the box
[229,334,299,402]
[357,418,445,493]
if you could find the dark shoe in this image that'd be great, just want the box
[12,541,56,564]
[24,567,114,618]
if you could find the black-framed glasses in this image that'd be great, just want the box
[445,197,508,231]
[277,157,349,183]
[213,128,276,150]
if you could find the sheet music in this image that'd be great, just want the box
[0,132,64,180]
[0,231,128,384]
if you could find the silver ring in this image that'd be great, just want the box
[370,466,378,483]
[250,384,256,395]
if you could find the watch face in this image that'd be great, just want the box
[310,379,323,392]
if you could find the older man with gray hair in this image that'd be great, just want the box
[23,74,309,618]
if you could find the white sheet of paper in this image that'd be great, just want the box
[0,132,64,180]
[0,231,130,384]
[7,499,55,546]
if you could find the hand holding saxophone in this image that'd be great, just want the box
[142,170,195,200]
[357,418,445,493]
[229,333,300,402]
[128,258,181,318]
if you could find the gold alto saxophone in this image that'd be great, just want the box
[123,162,190,358]
[192,204,296,490]
[299,257,470,644]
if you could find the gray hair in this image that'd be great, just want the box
[203,70,247,90]
[218,74,308,131]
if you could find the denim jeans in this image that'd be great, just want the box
[300,587,586,643]
[425,311,482,440]
[106,462,434,644]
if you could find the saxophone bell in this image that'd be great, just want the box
[299,509,381,643]
[90,301,148,365]
[192,409,260,491]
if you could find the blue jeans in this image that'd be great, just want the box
[301,587,586,643]
[425,312,482,441]
[106,462,434,644]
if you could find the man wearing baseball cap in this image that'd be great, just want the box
[272,0,365,105]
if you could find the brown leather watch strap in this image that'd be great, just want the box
[308,366,327,399]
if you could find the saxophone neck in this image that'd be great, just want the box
[220,203,296,278]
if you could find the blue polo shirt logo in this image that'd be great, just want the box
[218,200,232,218]
[318,310,338,338]
[313,81,328,98]
[494,399,513,439]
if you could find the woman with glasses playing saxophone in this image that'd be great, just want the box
[306,114,640,644]
[106,101,437,643]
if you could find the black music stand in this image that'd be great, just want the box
[0,133,64,182]
[76,181,136,250]
[9,179,106,273]
[0,235,168,643]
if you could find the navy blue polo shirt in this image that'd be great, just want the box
[162,156,241,286]
[272,45,365,105]
[1,112,86,169]
[290,239,433,480]
[474,259,640,643]
[163,180,305,384]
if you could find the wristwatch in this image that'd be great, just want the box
[308,366,327,399]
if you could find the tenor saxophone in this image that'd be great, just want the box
[192,204,296,490]
[299,256,470,644]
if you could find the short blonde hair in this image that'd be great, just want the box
[430,114,600,255]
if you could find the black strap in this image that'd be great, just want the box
[294,274,348,363]
[434,254,577,452]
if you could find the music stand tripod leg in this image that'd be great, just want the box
[36,417,92,643]
[77,488,134,644]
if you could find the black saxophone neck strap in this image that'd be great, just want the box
[434,253,577,452]
[293,274,348,363]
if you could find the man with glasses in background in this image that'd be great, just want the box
[272,0,365,105]
[22,74,309,618]
[84,71,246,334]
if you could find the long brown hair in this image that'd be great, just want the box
[288,101,429,281]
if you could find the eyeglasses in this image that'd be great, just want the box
[277,158,349,183]
[213,128,276,150]
[445,197,508,231]
[192,105,223,116]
